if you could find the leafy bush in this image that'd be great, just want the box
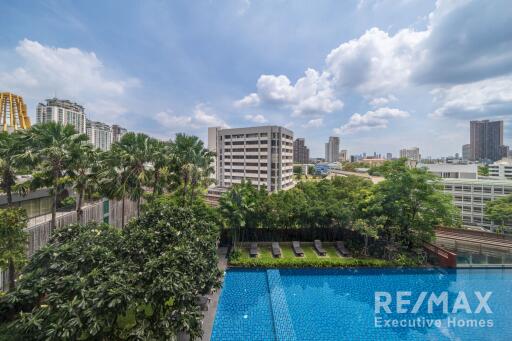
[0,197,221,340]
[58,196,76,209]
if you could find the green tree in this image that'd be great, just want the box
[485,195,512,234]
[370,160,461,249]
[293,165,303,180]
[0,132,27,206]
[147,138,172,196]
[0,208,28,291]
[67,143,100,223]
[0,198,220,340]
[101,132,151,219]
[307,165,315,177]
[478,165,489,176]
[171,134,215,202]
[26,123,89,229]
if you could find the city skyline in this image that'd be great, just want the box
[1,1,511,157]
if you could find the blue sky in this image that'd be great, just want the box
[1,0,511,157]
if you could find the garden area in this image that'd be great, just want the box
[229,242,418,268]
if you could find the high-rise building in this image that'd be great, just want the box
[208,125,294,192]
[324,136,340,162]
[399,147,421,161]
[462,144,471,161]
[111,124,127,143]
[36,98,86,134]
[339,150,348,162]
[293,138,310,164]
[470,120,504,162]
[0,92,31,132]
[498,145,510,159]
[86,119,112,151]
[386,153,393,160]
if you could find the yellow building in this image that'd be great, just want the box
[0,92,31,132]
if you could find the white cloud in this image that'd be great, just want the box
[335,107,409,134]
[0,39,139,120]
[244,114,267,123]
[235,69,343,117]
[234,93,260,108]
[326,27,428,95]
[368,94,398,107]
[302,118,324,128]
[430,75,512,119]
[156,104,229,130]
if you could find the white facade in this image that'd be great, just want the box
[489,158,512,179]
[442,178,512,232]
[208,125,294,192]
[400,147,421,161]
[418,163,478,179]
[36,98,86,134]
[86,119,112,151]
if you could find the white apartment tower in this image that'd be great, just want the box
[208,126,294,192]
[86,119,112,151]
[36,98,86,134]
[325,136,340,162]
[400,147,421,161]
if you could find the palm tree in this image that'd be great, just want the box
[171,134,215,203]
[26,122,88,229]
[0,132,27,206]
[67,143,100,223]
[219,181,256,250]
[147,138,172,197]
[102,132,151,219]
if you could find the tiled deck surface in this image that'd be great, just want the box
[201,247,228,341]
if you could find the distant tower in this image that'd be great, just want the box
[0,92,31,132]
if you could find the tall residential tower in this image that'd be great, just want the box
[470,120,504,162]
[36,98,86,134]
[325,136,340,162]
[293,138,310,164]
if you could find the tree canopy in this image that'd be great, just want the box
[0,197,220,340]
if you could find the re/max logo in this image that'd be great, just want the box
[374,291,493,314]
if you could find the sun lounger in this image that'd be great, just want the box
[336,241,351,257]
[196,295,210,311]
[314,239,327,256]
[292,241,304,257]
[250,243,259,258]
[272,242,281,258]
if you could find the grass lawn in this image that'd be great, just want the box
[229,243,413,268]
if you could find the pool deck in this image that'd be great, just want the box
[201,247,228,341]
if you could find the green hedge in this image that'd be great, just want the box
[229,255,419,268]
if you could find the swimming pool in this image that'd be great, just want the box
[211,268,512,341]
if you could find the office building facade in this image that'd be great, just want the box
[86,119,112,151]
[400,147,421,161]
[339,149,348,162]
[293,138,310,164]
[36,98,86,134]
[489,158,512,179]
[325,136,340,163]
[470,120,504,162]
[442,178,512,232]
[208,125,294,192]
[462,144,471,161]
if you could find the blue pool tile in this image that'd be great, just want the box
[212,268,512,341]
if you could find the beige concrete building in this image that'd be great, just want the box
[208,125,294,192]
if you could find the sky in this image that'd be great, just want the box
[1,0,511,158]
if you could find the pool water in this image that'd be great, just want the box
[211,268,512,341]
